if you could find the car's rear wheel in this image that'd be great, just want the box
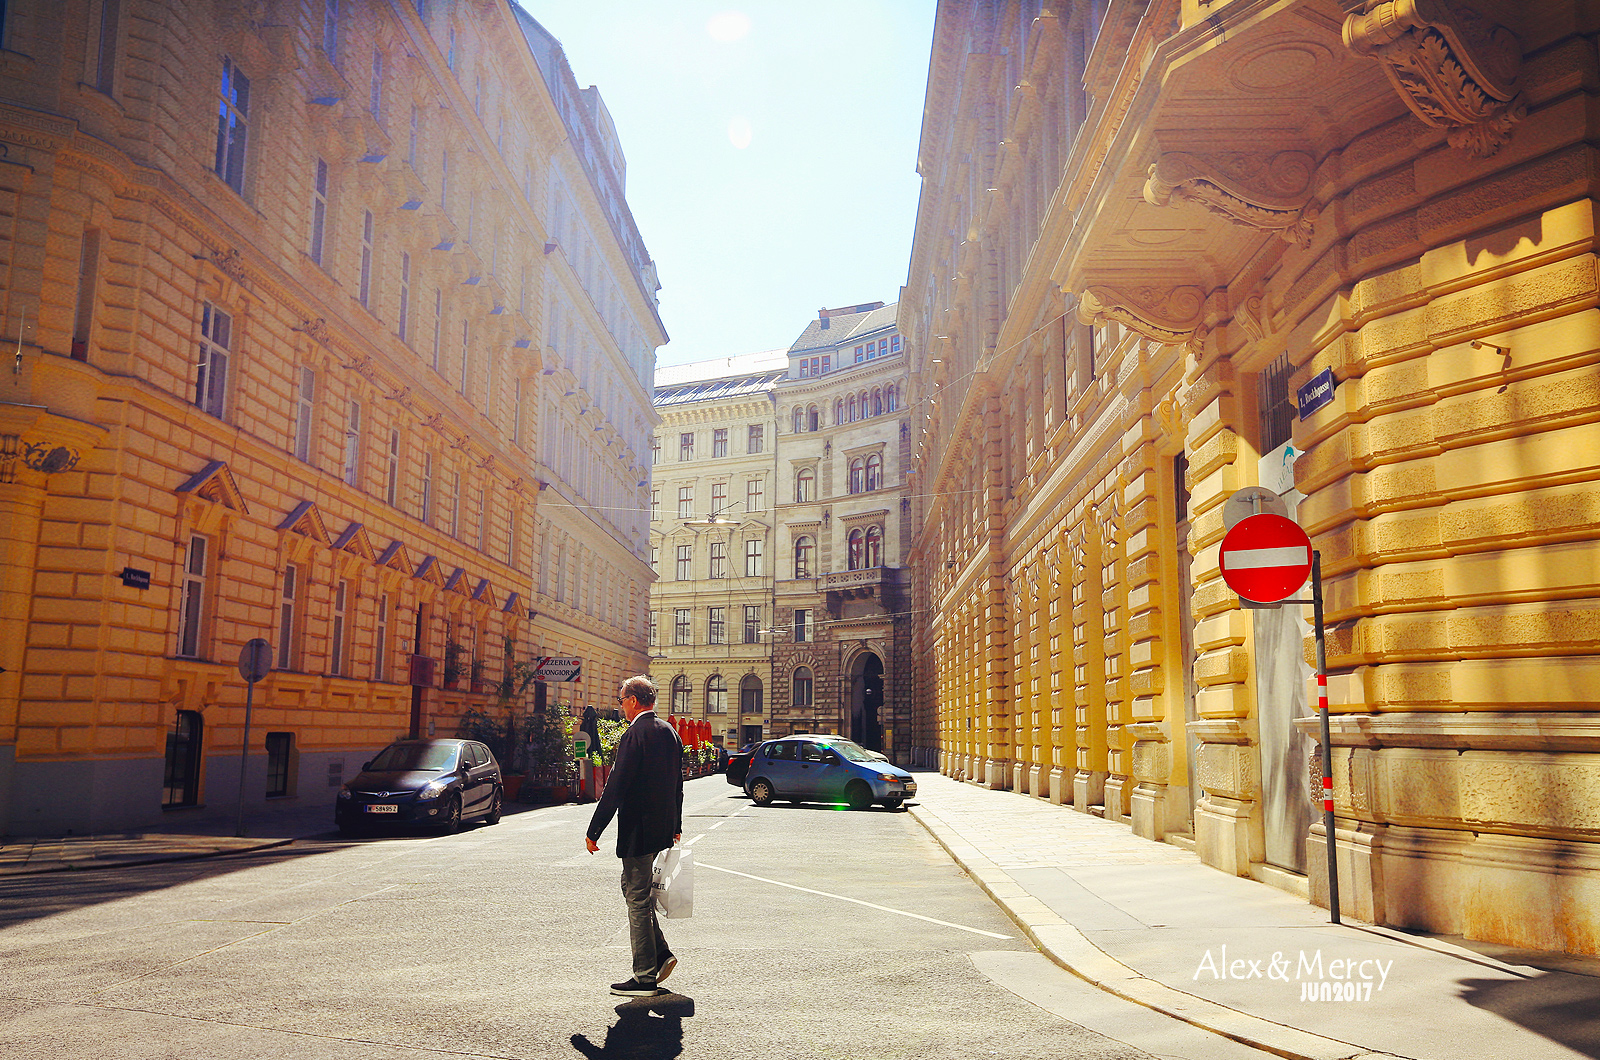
[485,788,503,825]
[845,781,873,811]
[437,794,462,834]
[749,778,775,806]
[881,795,905,811]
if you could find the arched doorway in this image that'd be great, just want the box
[850,652,884,751]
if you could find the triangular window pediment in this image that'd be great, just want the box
[176,460,249,513]
[278,500,330,544]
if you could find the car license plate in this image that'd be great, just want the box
[365,804,398,814]
[904,783,918,795]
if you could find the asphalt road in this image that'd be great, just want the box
[0,776,1265,1060]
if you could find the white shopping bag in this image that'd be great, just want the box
[651,846,694,919]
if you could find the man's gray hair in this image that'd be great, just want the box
[621,674,658,707]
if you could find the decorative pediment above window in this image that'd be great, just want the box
[331,522,376,561]
[1343,0,1524,158]
[278,500,330,543]
[1143,151,1318,248]
[376,540,414,575]
[176,460,249,513]
[414,555,447,586]
[502,591,521,614]
[444,567,471,595]
[472,579,497,608]
[1076,284,1205,346]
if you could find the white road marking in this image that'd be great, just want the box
[698,861,1014,940]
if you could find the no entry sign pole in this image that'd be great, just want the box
[1310,550,1339,925]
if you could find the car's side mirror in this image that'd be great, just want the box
[361,761,372,771]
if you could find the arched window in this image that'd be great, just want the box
[859,390,869,417]
[706,674,727,714]
[834,398,843,423]
[792,406,803,433]
[847,393,857,421]
[849,458,864,494]
[794,535,814,578]
[865,453,882,491]
[740,674,763,714]
[671,675,690,713]
[865,524,882,568]
[792,666,813,709]
[807,405,819,431]
[886,384,898,412]
[872,388,883,416]
[795,467,814,502]
[847,528,864,570]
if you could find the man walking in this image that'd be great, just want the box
[585,675,683,996]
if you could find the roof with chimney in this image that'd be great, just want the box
[788,302,898,355]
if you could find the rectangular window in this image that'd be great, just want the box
[710,481,727,516]
[651,437,661,464]
[794,608,811,643]
[459,319,470,396]
[385,428,400,505]
[674,607,691,646]
[677,486,693,520]
[343,400,361,487]
[712,428,728,458]
[195,302,232,418]
[72,228,101,361]
[650,545,659,573]
[648,611,658,646]
[92,0,121,94]
[292,367,315,462]
[854,345,865,363]
[821,355,830,374]
[276,564,299,670]
[708,607,725,645]
[358,209,374,308]
[679,432,693,461]
[709,541,726,579]
[744,605,762,644]
[745,539,763,578]
[747,424,763,454]
[398,251,411,343]
[330,579,349,675]
[675,544,691,581]
[265,732,293,798]
[440,150,449,211]
[650,489,660,521]
[747,478,764,513]
[450,470,461,537]
[798,360,808,379]
[431,288,443,372]
[309,159,329,266]
[374,594,390,681]
[476,488,487,551]
[890,334,901,353]
[408,104,419,167]
[177,533,208,658]
[214,57,250,194]
[369,48,383,123]
[322,0,339,59]
[420,451,434,524]
[1259,350,1295,454]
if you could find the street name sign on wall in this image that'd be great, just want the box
[1219,514,1313,604]
[1297,368,1336,419]
[529,657,582,681]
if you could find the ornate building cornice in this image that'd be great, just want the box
[1343,0,1524,158]
[1076,284,1205,346]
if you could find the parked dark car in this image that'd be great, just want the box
[725,748,756,787]
[743,735,916,810]
[336,739,503,836]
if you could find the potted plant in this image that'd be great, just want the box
[469,656,487,695]
[520,706,577,803]
[442,640,467,690]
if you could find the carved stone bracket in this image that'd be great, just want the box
[1343,0,1524,158]
[1076,283,1205,346]
[1144,151,1318,248]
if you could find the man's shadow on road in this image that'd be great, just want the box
[570,993,694,1060]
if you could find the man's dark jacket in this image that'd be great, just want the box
[586,710,683,858]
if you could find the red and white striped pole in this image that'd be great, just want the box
[1311,551,1340,924]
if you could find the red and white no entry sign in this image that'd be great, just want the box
[1219,513,1313,603]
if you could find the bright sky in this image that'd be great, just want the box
[518,1,936,368]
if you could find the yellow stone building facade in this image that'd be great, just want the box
[905,0,1600,953]
[0,1,662,834]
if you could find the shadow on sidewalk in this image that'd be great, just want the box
[569,993,694,1059]
[1458,971,1600,1059]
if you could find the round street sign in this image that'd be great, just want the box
[1219,514,1313,604]
[237,638,272,684]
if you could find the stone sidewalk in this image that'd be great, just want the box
[0,805,334,875]
[907,770,1600,1060]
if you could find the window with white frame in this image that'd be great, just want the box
[176,533,209,658]
[744,538,763,577]
[866,453,883,491]
[675,544,691,581]
[708,608,725,646]
[398,251,411,344]
[743,605,761,643]
[679,432,694,461]
[195,303,232,419]
[420,451,434,524]
[431,288,442,372]
[674,608,691,646]
[706,672,727,712]
[792,667,813,709]
[293,366,315,462]
[710,481,727,516]
[795,467,814,503]
[793,608,811,642]
[747,424,763,453]
[276,564,299,670]
[709,541,726,579]
[647,611,658,646]
[385,428,400,505]
[330,579,350,675]
[343,400,362,487]
[309,159,329,266]
[214,58,250,194]
[794,535,813,579]
[747,477,763,512]
[650,489,660,520]
[672,674,690,711]
[712,428,728,458]
[374,593,390,681]
[677,486,693,520]
[358,210,374,308]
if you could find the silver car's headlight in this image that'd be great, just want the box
[417,780,450,801]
